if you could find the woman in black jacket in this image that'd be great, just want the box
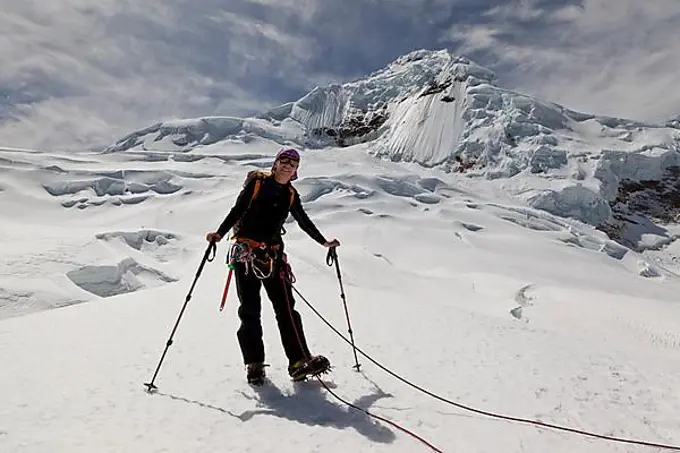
[206,148,340,385]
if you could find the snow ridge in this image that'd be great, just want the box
[101,49,680,252]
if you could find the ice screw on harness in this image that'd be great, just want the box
[144,240,217,393]
[219,266,234,312]
[219,243,241,311]
[326,246,361,372]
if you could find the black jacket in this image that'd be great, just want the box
[216,174,327,246]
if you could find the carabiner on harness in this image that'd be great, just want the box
[228,238,278,280]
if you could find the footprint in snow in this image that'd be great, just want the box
[511,284,534,322]
[461,222,484,232]
[373,253,393,265]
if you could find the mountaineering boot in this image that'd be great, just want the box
[288,355,331,381]
[246,362,267,385]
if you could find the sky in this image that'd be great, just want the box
[1,0,679,151]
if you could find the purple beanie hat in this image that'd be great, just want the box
[274,147,300,180]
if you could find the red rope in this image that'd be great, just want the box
[317,379,444,453]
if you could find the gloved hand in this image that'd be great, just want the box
[323,239,340,248]
[206,232,222,243]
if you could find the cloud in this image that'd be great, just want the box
[445,0,680,122]
[0,0,679,150]
[0,0,315,150]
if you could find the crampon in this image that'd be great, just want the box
[288,355,331,382]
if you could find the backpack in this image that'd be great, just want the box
[231,170,296,239]
[244,170,295,210]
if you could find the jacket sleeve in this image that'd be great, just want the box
[290,189,327,245]
[216,178,257,237]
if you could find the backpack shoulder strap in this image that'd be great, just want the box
[231,172,268,240]
[288,186,295,209]
[243,170,271,208]
[249,179,262,209]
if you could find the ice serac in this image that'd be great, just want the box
[101,48,680,252]
[102,116,306,153]
[369,52,493,168]
[101,50,499,160]
[290,85,347,132]
[100,49,557,172]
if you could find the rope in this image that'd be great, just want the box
[279,267,444,452]
[290,285,680,452]
[314,379,444,453]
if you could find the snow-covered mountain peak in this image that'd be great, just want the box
[101,49,498,155]
[342,48,497,99]
[101,49,680,261]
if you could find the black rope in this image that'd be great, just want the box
[280,267,444,452]
[290,285,680,451]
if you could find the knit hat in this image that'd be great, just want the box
[273,147,300,181]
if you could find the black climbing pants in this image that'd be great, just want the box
[233,259,311,366]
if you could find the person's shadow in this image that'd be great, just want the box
[153,375,399,445]
[230,378,398,444]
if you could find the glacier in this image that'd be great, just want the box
[3,48,680,453]
[101,49,680,255]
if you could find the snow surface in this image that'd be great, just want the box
[3,49,680,452]
[2,136,680,453]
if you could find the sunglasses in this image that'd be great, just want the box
[277,157,299,167]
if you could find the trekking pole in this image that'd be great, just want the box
[144,240,217,393]
[326,247,361,371]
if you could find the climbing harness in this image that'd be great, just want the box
[232,238,281,277]
[218,237,287,310]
